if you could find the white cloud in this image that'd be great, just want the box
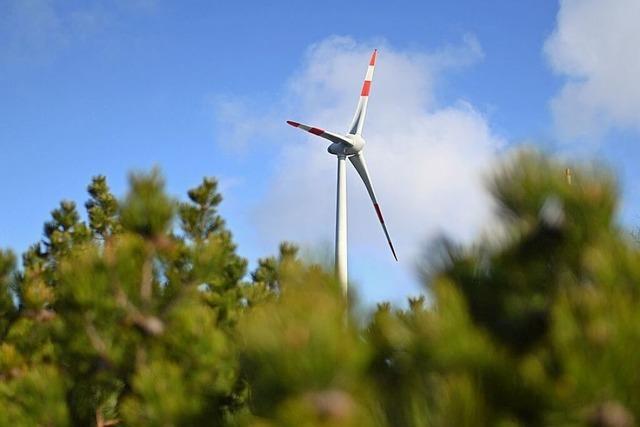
[545,0,640,140]
[216,36,503,303]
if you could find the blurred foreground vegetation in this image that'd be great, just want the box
[1,150,640,426]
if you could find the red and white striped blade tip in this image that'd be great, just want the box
[369,49,377,65]
[286,120,300,127]
[386,236,398,261]
[373,203,398,261]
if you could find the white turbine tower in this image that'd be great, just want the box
[286,49,397,296]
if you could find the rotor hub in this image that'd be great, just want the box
[327,134,365,156]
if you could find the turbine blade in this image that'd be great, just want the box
[286,120,349,145]
[349,153,398,261]
[348,49,377,136]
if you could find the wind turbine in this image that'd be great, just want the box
[286,49,397,296]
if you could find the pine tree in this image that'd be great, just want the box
[86,175,120,240]
[2,151,640,426]
[0,170,250,426]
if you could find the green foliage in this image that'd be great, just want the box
[43,200,92,264]
[1,150,640,426]
[120,169,174,238]
[251,242,300,292]
[179,177,224,242]
[0,250,16,335]
[0,172,250,426]
[86,175,120,239]
[239,262,382,427]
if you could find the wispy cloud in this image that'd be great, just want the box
[545,0,640,142]
[215,36,503,300]
[0,0,157,64]
[0,0,65,62]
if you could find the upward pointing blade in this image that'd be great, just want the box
[348,49,377,136]
[349,153,398,261]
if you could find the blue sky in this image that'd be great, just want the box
[2,0,639,306]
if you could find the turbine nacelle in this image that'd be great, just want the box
[328,134,365,156]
